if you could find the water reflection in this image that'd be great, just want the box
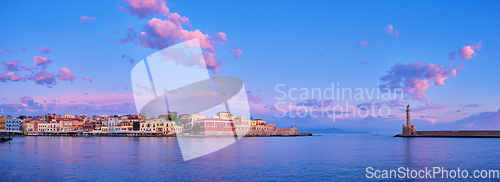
[1,135,499,181]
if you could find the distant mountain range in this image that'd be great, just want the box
[301,128,371,134]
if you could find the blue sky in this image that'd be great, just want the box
[1,0,499,132]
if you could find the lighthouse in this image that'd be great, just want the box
[402,105,416,136]
[406,105,411,127]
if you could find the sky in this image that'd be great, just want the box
[0,0,499,133]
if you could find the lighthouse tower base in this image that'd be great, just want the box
[402,125,417,136]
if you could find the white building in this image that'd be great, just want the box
[5,118,20,131]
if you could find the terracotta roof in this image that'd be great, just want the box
[193,118,233,122]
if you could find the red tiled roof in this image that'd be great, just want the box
[193,118,233,122]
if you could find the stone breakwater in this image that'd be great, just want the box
[395,130,500,138]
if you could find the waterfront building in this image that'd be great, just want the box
[72,119,84,131]
[231,115,246,125]
[234,124,251,131]
[163,121,183,134]
[59,118,74,131]
[254,119,266,125]
[0,116,5,130]
[214,111,233,119]
[63,114,73,118]
[120,121,133,131]
[129,115,139,122]
[245,120,257,126]
[21,122,33,133]
[82,123,95,132]
[188,114,207,128]
[38,123,48,131]
[46,121,61,131]
[45,114,61,122]
[193,118,235,136]
[5,117,20,131]
[106,117,121,131]
[132,121,140,131]
[140,118,165,132]
[21,120,40,133]
[178,114,190,125]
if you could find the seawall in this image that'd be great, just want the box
[395,130,500,138]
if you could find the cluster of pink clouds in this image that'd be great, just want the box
[34,56,54,66]
[0,47,27,55]
[230,46,242,59]
[114,0,241,73]
[246,91,262,104]
[0,93,137,116]
[82,77,92,83]
[354,24,398,49]
[380,62,457,104]
[36,46,52,54]
[0,46,91,86]
[449,41,482,61]
[79,16,96,23]
[358,41,369,48]
[384,24,399,38]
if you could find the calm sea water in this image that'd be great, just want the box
[1,135,499,181]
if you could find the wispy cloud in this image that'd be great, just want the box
[384,24,399,38]
[230,46,242,59]
[36,46,52,54]
[79,16,96,23]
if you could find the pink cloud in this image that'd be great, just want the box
[217,32,228,41]
[121,0,171,18]
[458,41,482,60]
[203,51,221,73]
[380,62,456,102]
[0,51,4,55]
[36,46,52,54]
[82,77,92,83]
[246,91,262,104]
[0,92,139,116]
[448,52,456,61]
[19,96,43,110]
[57,67,76,81]
[20,47,27,51]
[384,24,399,38]
[358,41,369,48]
[21,66,32,71]
[451,69,457,78]
[120,0,191,28]
[26,69,57,85]
[6,72,23,81]
[138,18,216,51]
[0,74,7,82]
[426,99,432,105]
[79,16,96,23]
[34,56,54,67]
[230,46,242,59]
[438,109,500,130]
[19,96,33,104]
[117,1,228,74]
[360,60,369,65]
[212,32,228,45]
[3,59,21,71]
